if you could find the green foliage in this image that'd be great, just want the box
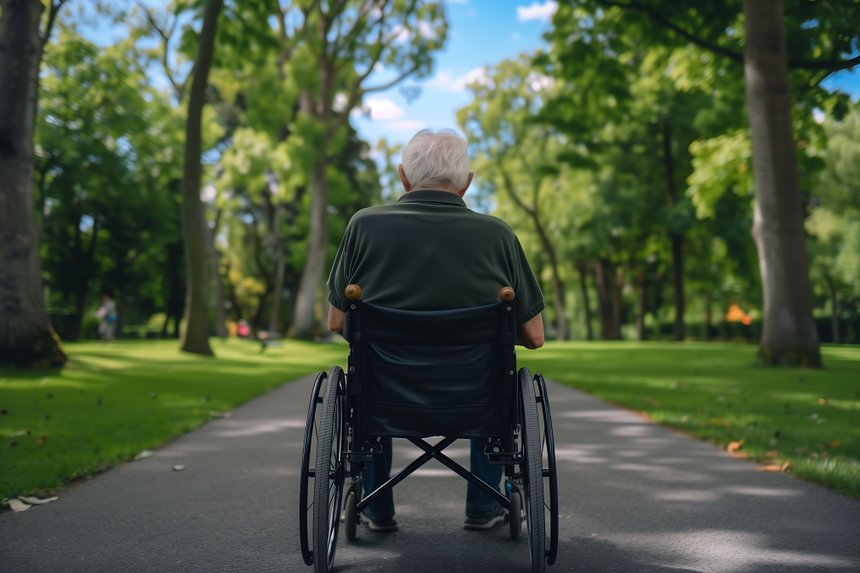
[687,130,753,219]
[36,24,185,333]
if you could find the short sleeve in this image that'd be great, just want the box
[511,236,545,324]
[326,221,355,312]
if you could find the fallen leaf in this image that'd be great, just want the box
[817,398,827,406]
[173,464,186,472]
[758,462,791,473]
[727,439,744,454]
[134,450,153,461]
[38,435,46,447]
[18,496,58,505]
[7,499,30,512]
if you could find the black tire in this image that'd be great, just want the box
[299,371,327,566]
[519,368,545,573]
[508,487,523,540]
[343,486,358,542]
[312,366,346,573]
[535,373,559,565]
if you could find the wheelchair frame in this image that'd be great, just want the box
[299,286,558,573]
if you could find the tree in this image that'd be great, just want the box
[289,0,446,339]
[178,0,224,355]
[743,0,819,365]
[459,57,570,340]
[553,0,860,363]
[0,0,67,367]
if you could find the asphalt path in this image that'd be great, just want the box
[2,373,859,573]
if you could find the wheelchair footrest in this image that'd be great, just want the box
[345,451,375,463]
[485,451,521,464]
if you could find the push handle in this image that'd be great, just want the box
[499,287,515,302]
[345,284,362,301]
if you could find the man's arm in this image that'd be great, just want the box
[517,314,544,349]
[328,305,346,335]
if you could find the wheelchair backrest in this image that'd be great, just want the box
[345,301,517,439]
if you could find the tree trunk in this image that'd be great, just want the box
[291,154,328,339]
[210,209,227,339]
[661,121,686,341]
[635,270,646,340]
[178,0,223,356]
[0,0,66,367]
[576,260,594,340]
[703,289,713,341]
[267,199,287,333]
[743,0,821,367]
[594,258,621,340]
[825,275,839,344]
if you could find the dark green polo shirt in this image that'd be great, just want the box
[327,190,544,324]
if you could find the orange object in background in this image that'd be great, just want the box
[726,303,752,324]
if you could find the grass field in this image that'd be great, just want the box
[0,339,345,500]
[526,342,860,498]
[2,339,858,501]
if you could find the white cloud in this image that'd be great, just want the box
[391,20,439,43]
[388,119,429,132]
[360,96,404,120]
[426,67,490,93]
[516,1,558,22]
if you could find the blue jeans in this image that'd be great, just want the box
[361,437,504,520]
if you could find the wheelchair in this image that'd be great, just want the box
[299,285,559,572]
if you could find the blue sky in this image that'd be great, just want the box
[350,0,557,146]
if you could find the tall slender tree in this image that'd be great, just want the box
[0,0,67,367]
[289,0,446,339]
[178,0,224,355]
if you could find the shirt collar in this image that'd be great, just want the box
[397,190,467,208]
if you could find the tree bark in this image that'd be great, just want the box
[291,154,328,339]
[743,0,821,367]
[635,270,647,340]
[576,259,594,340]
[0,0,66,367]
[661,121,686,341]
[594,258,621,340]
[703,288,713,341]
[178,0,223,356]
[210,209,226,339]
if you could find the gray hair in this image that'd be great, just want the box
[401,129,470,190]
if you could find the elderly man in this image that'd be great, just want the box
[327,128,544,532]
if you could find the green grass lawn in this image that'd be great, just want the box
[2,339,858,501]
[527,342,860,498]
[0,338,345,500]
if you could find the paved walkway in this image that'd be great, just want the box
[2,374,859,572]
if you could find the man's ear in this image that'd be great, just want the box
[398,165,412,192]
[457,172,474,197]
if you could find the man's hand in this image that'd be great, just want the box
[328,305,346,335]
[517,314,544,349]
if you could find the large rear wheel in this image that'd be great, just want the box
[312,366,346,573]
[535,373,559,565]
[519,368,545,573]
[299,372,327,566]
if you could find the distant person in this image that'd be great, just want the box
[96,292,117,341]
[237,319,250,338]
